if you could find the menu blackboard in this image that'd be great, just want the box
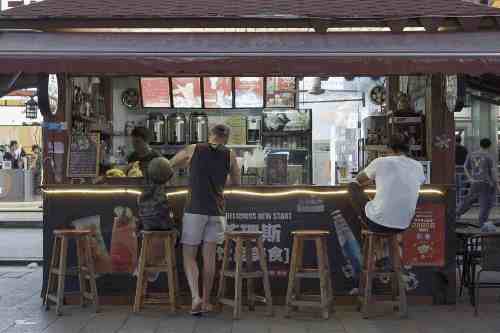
[67,132,100,178]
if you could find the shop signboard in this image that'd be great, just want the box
[235,77,264,108]
[203,77,232,108]
[402,202,446,266]
[140,77,171,108]
[172,77,202,108]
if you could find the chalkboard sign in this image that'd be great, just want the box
[67,132,100,178]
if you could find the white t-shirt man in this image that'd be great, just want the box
[363,155,425,230]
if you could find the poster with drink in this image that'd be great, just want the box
[203,77,232,108]
[402,203,445,266]
[172,77,202,108]
[235,77,264,108]
[266,77,296,107]
[140,77,171,108]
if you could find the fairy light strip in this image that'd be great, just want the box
[43,187,444,197]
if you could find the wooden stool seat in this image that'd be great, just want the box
[285,230,333,319]
[53,229,93,236]
[134,230,179,313]
[217,232,273,319]
[44,229,99,316]
[359,230,407,318]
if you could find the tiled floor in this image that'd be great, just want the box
[1,266,500,333]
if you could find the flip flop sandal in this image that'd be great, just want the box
[190,301,203,316]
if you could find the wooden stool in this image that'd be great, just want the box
[359,230,407,318]
[217,231,273,319]
[44,229,99,316]
[285,230,333,319]
[134,230,179,313]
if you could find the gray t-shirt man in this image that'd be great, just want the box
[464,151,496,186]
[457,140,499,227]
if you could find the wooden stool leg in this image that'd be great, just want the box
[233,238,243,319]
[394,237,407,318]
[55,236,68,316]
[76,238,87,307]
[322,237,334,312]
[134,235,149,313]
[44,236,60,309]
[216,235,230,309]
[172,234,180,300]
[245,240,256,311]
[285,236,300,317]
[257,238,273,316]
[165,235,177,312]
[316,238,330,320]
[83,235,100,313]
[294,238,304,309]
[362,235,374,319]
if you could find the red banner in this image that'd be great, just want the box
[402,203,446,267]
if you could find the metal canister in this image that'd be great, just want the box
[147,113,165,145]
[189,112,209,144]
[167,113,187,145]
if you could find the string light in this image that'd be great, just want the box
[225,189,349,197]
[42,188,142,196]
[42,187,444,197]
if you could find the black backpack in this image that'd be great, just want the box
[137,186,175,231]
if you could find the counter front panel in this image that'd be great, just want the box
[42,185,454,303]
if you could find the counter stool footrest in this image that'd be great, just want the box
[219,298,236,307]
[50,269,61,275]
[223,271,263,279]
[295,271,320,278]
[144,265,170,272]
[46,294,58,304]
[289,299,334,308]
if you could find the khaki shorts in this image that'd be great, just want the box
[181,213,226,246]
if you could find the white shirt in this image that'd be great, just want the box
[363,155,425,230]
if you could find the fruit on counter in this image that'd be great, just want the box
[127,161,143,177]
[106,168,126,177]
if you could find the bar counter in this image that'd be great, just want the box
[42,184,455,305]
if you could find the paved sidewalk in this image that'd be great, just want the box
[0,229,42,263]
[1,267,500,333]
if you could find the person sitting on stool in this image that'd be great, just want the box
[349,134,426,234]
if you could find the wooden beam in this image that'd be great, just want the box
[458,17,481,32]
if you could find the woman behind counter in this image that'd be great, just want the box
[126,127,160,180]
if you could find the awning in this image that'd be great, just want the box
[1,31,500,75]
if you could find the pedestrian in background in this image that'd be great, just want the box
[456,138,499,231]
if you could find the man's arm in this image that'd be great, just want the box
[463,156,474,183]
[227,150,241,186]
[355,158,378,186]
[356,172,372,186]
[169,145,195,170]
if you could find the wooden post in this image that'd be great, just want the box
[426,74,456,305]
[427,74,455,184]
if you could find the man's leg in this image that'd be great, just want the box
[201,241,217,311]
[348,182,370,227]
[181,213,206,312]
[201,216,225,311]
[183,244,201,310]
[478,184,495,227]
[456,183,480,218]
